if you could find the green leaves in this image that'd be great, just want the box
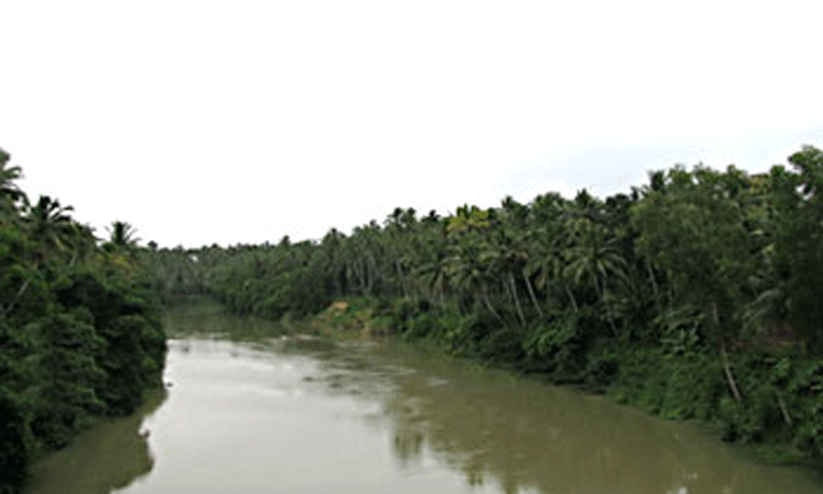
[631,164,756,346]
[0,149,26,214]
[134,143,823,470]
[766,146,823,350]
[0,150,166,493]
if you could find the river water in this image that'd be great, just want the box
[24,302,821,494]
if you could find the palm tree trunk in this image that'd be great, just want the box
[481,283,505,325]
[367,251,381,296]
[508,271,526,327]
[564,282,579,312]
[774,388,793,425]
[720,341,742,402]
[395,260,406,297]
[594,273,618,335]
[646,259,659,297]
[523,272,543,318]
[503,277,514,305]
[1,264,36,316]
[604,295,618,335]
[351,260,366,295]
[714,301,742,402]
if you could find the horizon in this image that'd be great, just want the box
[6,139,819,250]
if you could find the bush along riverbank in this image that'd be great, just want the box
[308,297,822,467]
[0,149,166,494]
[145,145,823,471]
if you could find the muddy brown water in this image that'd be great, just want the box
[24,302,822,493]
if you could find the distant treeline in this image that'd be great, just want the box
[146,145,823,468]
[0,149,166,494]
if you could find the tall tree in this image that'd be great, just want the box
[24,195,77,261]
[632,165,754,400]
[0,149,26,217]
[764,146,823,350]
[563,194,626,334]
[106,221,140,249]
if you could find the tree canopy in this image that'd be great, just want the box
[145,145,823,467]
[0,150,166,494]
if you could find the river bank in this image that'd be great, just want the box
[142,147,823,477]
[23,301,823,493]
[0,152,167,494]
[306,296,823,473]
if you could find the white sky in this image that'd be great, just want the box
[2,0,821,248]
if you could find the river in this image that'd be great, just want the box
[24,301,822,494]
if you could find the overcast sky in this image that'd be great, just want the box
[2,1,821,248]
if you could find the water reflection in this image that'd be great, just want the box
[24,388,168,494]
[305,341,821,494]
[162,298,292,341]
[25,303,821,494]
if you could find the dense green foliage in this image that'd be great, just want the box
[147,145,823,469]
[0,149,166,494]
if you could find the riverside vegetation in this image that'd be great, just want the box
[0,150,166,494]
[146,145,823,472]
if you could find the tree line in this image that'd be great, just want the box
[147,145,823,468]
[0,149,166,494]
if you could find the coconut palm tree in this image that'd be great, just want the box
[107,221,140,249]
[563,192,627,333]
[24,195,80,266]
[445,226,505,323]
[4,196,80,315]
[0,149,27,214]
[524,193,578,312]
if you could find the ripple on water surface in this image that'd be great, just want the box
[23,314,823,494]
